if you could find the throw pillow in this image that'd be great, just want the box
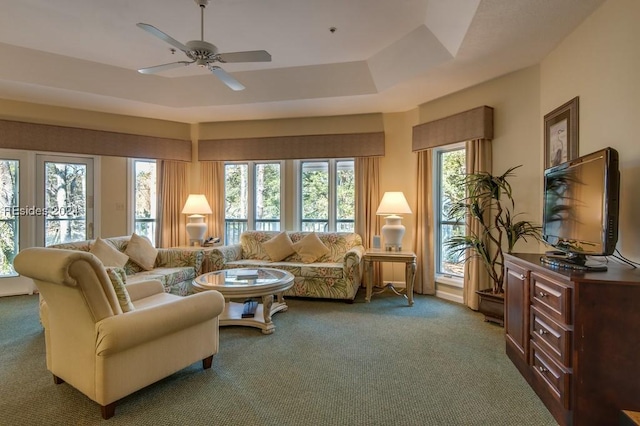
[124,233,158,271]
[105,267,135,313]
[90,237,129,268]
[292,232,330,263]
[262,232,295,261]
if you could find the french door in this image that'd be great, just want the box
[36,155,94,246]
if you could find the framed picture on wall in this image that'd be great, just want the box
[544,96,579,169]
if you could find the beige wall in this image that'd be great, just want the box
[540,0,640,261]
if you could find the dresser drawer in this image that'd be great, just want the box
[531,341,571,409]
[530,272,572,324]
[530,306,572,366]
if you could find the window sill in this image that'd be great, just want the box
[435,274,463,288]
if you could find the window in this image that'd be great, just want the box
[225,162,282,244]
[298,159,354,232]
[434,144,466,279]
[0,159,19,276]
[132,160,157,245]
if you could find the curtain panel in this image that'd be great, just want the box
[156,160,190,248]
[414,150,435,295]
[355,156,381,287]
[200,161,225,242]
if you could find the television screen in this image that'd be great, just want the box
[542,147,619,268]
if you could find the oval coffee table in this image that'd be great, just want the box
[192,268,294,334]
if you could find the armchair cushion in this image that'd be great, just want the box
[124,233,158,271]
[91,238,129,268]
[104,267,135,313]
[262,231,295,261]
[292,232,330,263]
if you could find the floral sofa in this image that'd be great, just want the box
[205,231,365,301]
[47,236,203,296]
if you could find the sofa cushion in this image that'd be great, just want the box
[105,267,135,313]
[224,261,343,280]
[125,233,158,271]
[129,267,196,289]
[262,232,295,261]
[292,232,330,263]
[91,238,129,268]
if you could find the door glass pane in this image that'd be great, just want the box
[0,159,19,276]
[301,161,328,232]
[336,160,355,232]
[44,162,87,246]
[134,160,156,245]
[225,164,248,243]
[255,163,280,232]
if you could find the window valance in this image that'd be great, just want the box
[0,119,191,161]
[198,132,385,161]
[412,106,493,151]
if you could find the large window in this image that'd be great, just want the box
[132,160,157,245]
[225,162,282,244]
[0,159,19,276]
[434,145,466,279]
[299,159,354,232]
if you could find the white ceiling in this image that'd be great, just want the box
[0,0,604,124]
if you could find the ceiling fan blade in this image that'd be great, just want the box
[217,50,272,63]
[137,23,189,53]
[138,61,193,74]
[209,66,245,91]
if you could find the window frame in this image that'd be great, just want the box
[433,142,466,287]
[295,158,355,233]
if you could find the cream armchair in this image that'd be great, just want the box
[14,248,225,419]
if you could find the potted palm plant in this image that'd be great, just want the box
[444,165,541,325]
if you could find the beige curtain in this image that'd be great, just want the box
[156,160,190,248]
[355,157,381,287]
[200,161,225,242]
[414,150,436,295]
[463,139,492,309]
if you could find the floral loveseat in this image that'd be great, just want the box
[206,231,365,301]
[48,235,203,296]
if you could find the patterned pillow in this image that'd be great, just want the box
[262,232,295,261]
[105,267,135,313]
[90,237,129,267]
[124,233,158,271]
[292,232,330,263]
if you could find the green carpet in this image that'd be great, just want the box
[0,291,557,425]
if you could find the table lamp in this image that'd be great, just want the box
[182,194,213,246]
[376,191,412,251]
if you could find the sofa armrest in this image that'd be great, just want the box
[125,279,164,301]
[204,244,242,271]
[95,290,225,356]
[343,245,365,283]
[155,248,203,273]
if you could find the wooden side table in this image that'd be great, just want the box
[363,249,417,306]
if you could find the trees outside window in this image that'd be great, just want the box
[225,162,282,244]
[133,160,156,245]
[299,159,354,232]
[0,159,19,276]
[435,145,466,278]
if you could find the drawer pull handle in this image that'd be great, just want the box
[539,366,548,373]
[519,274,526,281]
[539,291,548,298]
[538,328,548,336]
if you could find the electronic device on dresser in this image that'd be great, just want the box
[541,147,619,271]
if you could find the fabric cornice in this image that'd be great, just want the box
[412,106,494,151]
[0,119,191,161]
[198,132,385,161]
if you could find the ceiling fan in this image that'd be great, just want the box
[136,0,271,91]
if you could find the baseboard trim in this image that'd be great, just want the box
[436,290,463,304]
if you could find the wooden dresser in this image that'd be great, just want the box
[504,253,640,426]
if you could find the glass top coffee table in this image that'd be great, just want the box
[192,268,294,334]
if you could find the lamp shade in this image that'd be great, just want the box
[376,192,412,216]
[181,194,212,215]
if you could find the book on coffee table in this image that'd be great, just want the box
[235,269,259,279]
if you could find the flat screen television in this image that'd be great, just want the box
[541,147,620,271]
